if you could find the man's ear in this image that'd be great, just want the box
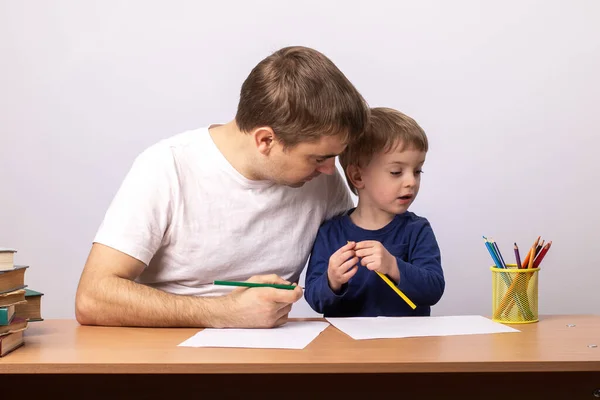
[252,127,276,155]
[347,164,365,191]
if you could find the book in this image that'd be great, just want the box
[0,265,28,293]
[0,329,24,357]
[0,304,15,325]
[0,248,17,272]
[0,316,27,336]
[15,288,43,321]
[0,288,26,308]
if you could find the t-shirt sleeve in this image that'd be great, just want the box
[93,146,176,266]
[325,164,354,220]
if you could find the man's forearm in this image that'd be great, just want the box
[76,275,230,328]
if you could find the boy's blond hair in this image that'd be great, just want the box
[235,46,369,149]
[340,107,428,195]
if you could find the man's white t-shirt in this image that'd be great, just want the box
[93,125,353,297]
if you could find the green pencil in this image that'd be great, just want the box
[213,280,296,290]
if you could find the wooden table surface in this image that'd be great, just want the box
[2,314,599,374]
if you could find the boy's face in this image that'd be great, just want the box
[358,142,426,214]
[267,134,347,188]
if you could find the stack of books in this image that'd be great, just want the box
[0,248,44,357]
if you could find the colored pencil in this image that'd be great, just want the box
[527,247,535,269]
[483,237,502,268]
[490,238,507,269]
[533,241,552,268]
[535,240,545,257]
[213,280,296,290]
[514,243,522,269]
[375,271,417,310]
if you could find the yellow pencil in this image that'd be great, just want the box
[375,271,417,309]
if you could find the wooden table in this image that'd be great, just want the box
[1,315,599,399]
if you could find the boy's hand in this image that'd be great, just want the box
[355,241,400,283]
[327,241,359,293]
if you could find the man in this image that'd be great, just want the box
[75,46,369,328]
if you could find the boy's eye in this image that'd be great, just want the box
[315,158,326,163]
[390,169,424,176]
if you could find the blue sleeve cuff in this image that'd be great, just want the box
[313,271,347,311]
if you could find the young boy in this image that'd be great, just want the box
[304,107,445,317]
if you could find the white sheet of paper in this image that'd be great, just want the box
[326,315,519,340]
[177,321,330,349]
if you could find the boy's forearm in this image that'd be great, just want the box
[76,275,229,328]
[387,258,401,283]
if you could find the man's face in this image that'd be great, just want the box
[266,134,348,188]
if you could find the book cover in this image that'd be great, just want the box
[0,330,24,357]
[0,265,28,293]
[0,316,27,336]
[0,248,17,272]
[0,288,27,308]
[15,288,43,321]
[0,305,15,325]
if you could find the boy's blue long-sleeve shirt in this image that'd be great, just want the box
[304,209,445,317]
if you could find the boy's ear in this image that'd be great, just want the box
[253,127,276,155]
[347,164,365,191]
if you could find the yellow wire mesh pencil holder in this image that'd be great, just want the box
[491,264,539,324]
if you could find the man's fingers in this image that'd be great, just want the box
[265,286,303,304]
[276,303,293,318]
[273,313,290,327]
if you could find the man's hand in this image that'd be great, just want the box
[327,241,359,293]
[222,274,303,328]
[355,240,400,283]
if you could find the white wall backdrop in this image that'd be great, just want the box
[1,0,599,319]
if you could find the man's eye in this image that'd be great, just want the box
[315,158,326,163]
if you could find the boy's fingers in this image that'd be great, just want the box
[333,250,355,266]
[338,241,355,254]
[342,241,356,252]
[354,249,373,258]
[340,257,359,273]
[354,241,377,250]
[360,255,373,265]
[342,265,359,280]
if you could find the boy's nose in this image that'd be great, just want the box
[404,175,417,187]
